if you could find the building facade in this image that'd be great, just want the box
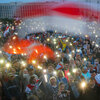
[0,2,22,19]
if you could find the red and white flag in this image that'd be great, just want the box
[14,1,100,38]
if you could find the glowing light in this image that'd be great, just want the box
[54,42,57,44]
[84,58,87,61]
[0,50,2,54]
[81,81,87,88]
[69,54,72,58]
[66,39,68,42]
[13,49,16,54]
[9,46,13,49]
[67,72,71,76]
[37,37,39,39]
[13,49,16,51]
[58,36,62,38]
[70,43,72,46]
[0,59,4,64]
[14,32,18,35]
[56,45,59,48]
[38,65,42,70]
[14,52,16,54]
[85,35,88,38]
[6,63,11,68]
[53,38,56,42]
[55,52,58,55]
[43,69,47,73]
[35,50,38,54]
[21,53,24,56]
[77,49,80,52]
[53,71,57,75]
[18,47,21,50]
[95,35,98,38]
[21,61,26,66]
[57,54,60,58]
[0,22,2,24]
[44,74,47,82]
[72,68,77,73]
[32,60,36,64]
[95,44,99,47]
[72,50,75,53]
[13,36,16,40]
[47,38,50,42]
[92,41,95,44]
[43,55,47,60]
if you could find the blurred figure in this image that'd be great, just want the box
[25,75,44,100]
[57,70,69,90]
[23,65,38,86]
[82,67,91,82]
[3,73,21,100]
[46,64,55,82]
[46,76,58,100]
[57,82,70,100]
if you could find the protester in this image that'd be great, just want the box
[57,82,70,100]
[57,70,69,90]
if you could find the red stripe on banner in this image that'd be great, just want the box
[15,2,100,22]
[52,2,100,21]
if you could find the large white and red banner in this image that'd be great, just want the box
[14,1,100,37]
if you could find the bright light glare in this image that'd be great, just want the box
[47,38,50,41]
[55,52,58,55]
[13,36,16,40]
[32,60,36,64]
[66,39,68,42]
[44,74,47,82]
[9,46,13,49]
[6,63,11,68]
[95,35,98,38]
[72,68,77,73]
[54,42,57,44]
[53,38,56,42]
[57,54,60,57]
[43,55,47,59]
[70,43,72,46]
[53,71,57,75]
[43,69,47,73]
[81,81,87,88]
[69,54,72,58]
[67,72,71,76]
[95,44,99,47]
[85,35,88,38]
[0,59,4,64]
[84,58,87,61]
[38,65,42,70]
[21,61,26,66]
[0,50,2,54]
[72,50,75,53]
[56,46,59,48]
[77,49,80,52]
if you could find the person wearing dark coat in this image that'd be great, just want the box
[80,78,98,100]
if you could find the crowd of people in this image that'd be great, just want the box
[0,20,100,100]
